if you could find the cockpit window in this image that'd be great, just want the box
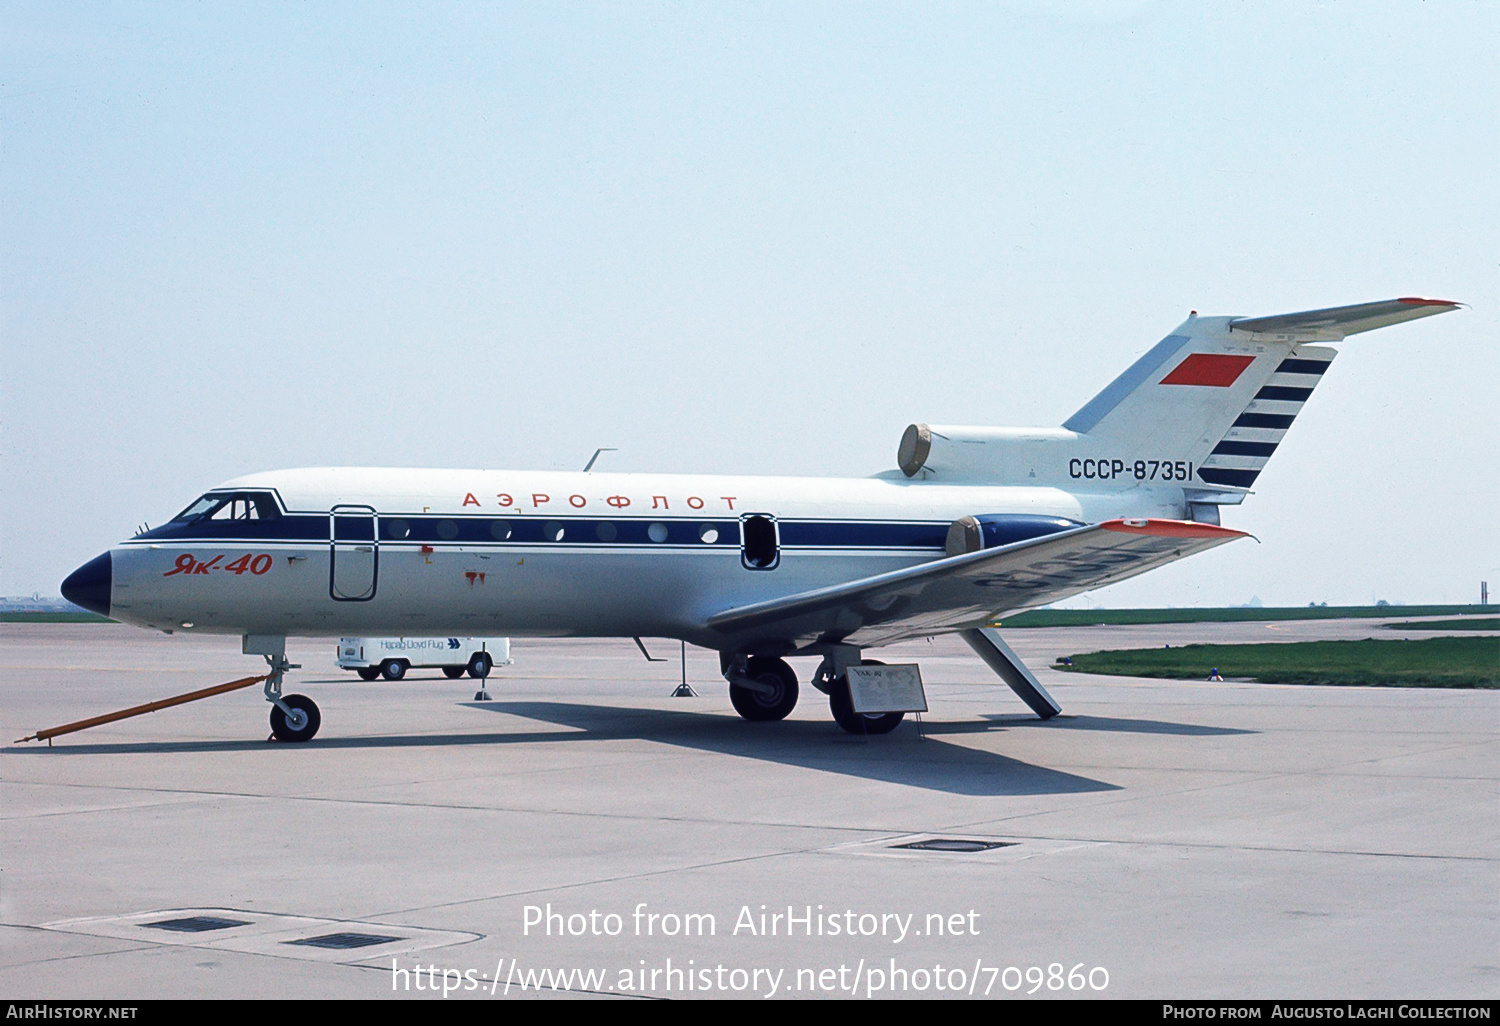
[211,497,257,521]
[173,495,224,522]
[173,492,281,522]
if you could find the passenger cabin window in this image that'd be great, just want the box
[741,515,779,570]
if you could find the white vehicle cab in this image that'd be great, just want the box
[338,637,511,681]
[60,297,1461,742]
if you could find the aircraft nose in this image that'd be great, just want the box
[61,552,112,617]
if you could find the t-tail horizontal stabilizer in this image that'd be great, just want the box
[962,627,1061,719]
[1227,297,1462,337]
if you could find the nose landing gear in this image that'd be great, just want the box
[246,636,321,743]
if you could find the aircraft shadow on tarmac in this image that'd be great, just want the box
[10,700,1158,798]
[457,700,1121,796]
[968,713,1254,737]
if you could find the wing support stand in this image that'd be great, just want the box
[671,640,697,697]
[961,628,1061,719]
[640,636,697,696]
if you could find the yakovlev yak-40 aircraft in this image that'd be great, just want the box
[61,297,1460,741]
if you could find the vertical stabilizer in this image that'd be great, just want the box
[895,299,1460,493]
[1060,298,1459,492]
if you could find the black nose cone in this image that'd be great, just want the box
[61,552,112,617]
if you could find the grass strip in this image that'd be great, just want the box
[1381,618,1500,632]
[1000,604,1490,628]
[1055,636,1498,688]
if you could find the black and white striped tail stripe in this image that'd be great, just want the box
[1197,352,1335,488]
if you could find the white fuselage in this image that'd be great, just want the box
[104,466,1188,652]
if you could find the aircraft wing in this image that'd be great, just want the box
[706,518,1249,651]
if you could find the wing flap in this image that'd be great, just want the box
[707,518,1249,650]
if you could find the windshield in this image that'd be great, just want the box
[172,495,225,522]
[171,492,281,522]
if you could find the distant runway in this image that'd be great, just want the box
[2,622,1495,999]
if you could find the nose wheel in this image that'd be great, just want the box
[269,694,321,742]
[251,642,320,743]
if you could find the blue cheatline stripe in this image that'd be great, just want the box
[380,516,743,546]
[1275,358,1331,375]
[1211,440,1278,457]
[333,519,375,541]
[134,515,328,542]
[1234,412,1296,430]
[780,521,948,548]
[1198,467,1261,487]
[133,514,966,550]
[1254,385,1315,402]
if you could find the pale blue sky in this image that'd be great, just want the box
[3,1,1496,606]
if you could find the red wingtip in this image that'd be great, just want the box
[1397,297,1461,307]
[1101,518,1251,540]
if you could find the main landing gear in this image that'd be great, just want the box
[725,655,800,721]
[820,658,905,735]
[718,634,1069,735]
[721,650,904,734]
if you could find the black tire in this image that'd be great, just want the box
[269,694,321,742]
[442,666,466,679]
[729,656,799,721]
[829,660,905,735]
[356,667,380,682]
[380,659,408,681]
[468,652,493,679]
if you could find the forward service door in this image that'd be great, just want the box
[330,506,378,601]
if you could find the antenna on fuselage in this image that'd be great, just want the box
[583,448,617,472]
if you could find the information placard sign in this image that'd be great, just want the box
[846,663,927,714]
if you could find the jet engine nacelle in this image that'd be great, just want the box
[943,514,1084,556]
[897,423,1083,481]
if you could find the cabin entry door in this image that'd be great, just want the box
[329,506,378,601]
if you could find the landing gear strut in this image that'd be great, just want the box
[245,635,321,743]
[724,655,800,721]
